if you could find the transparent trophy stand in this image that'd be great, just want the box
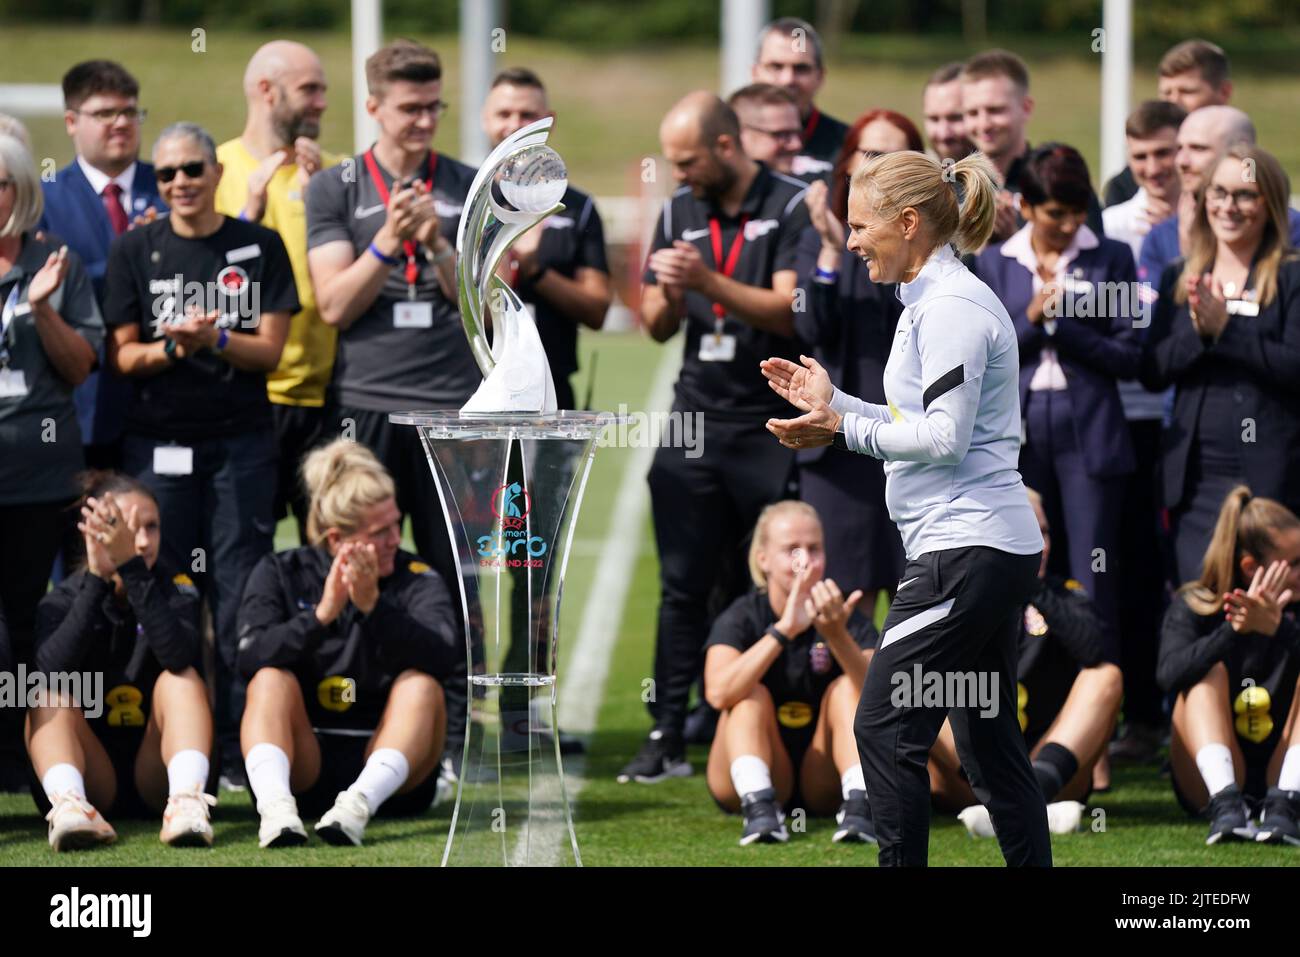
[390,410,612,866]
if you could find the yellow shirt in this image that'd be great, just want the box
[215,138,341,407]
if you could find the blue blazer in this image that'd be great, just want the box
[975,235,1141,479]
[39,160,167,447]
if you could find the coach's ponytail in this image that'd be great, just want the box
[851,150,1000,257]
[1180,485,1300,615]
[302,439,396,546]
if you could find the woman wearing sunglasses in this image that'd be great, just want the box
[102,121,300,789]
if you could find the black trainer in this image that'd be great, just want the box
[1206,784,1256,844]
[833,790,877,844]
[616,729,690,784]
[1256,787,1300,846]
[739,788,789,845]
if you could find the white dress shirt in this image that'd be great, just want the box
[77,155,138,219]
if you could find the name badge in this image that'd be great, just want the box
[394,301,433,328]
[153,445,194,475]
[225,244,261,264]
[699,333,736,362]
[1226,299,1259,317]
[0,367,28,399]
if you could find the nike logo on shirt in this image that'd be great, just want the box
[354,203,385,219]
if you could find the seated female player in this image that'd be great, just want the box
[27,472,213,851]
[1158,485,1300,846]
[237,439,461,848]
[928,488,1122,837]
[704,500,877,846]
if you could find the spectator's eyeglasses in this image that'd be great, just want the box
[743,124,801,144]
[396,101,448,119]
[1205,185,1261,210]
[73,107,147,124]
[155,161,206,183]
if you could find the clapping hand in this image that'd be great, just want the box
[1224,560,1294,637]
[80,493,135,580]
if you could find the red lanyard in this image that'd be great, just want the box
[802,108,820,143]
[708,215,748,321]
[363,149,437,289]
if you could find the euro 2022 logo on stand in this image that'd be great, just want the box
[477,481,548,568]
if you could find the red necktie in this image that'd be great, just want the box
[102,182,129,236]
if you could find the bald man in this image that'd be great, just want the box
[1137,105,1300,293]
[619,92,809,785]
[215,42,341,557]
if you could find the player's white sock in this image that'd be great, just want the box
[1278,745,1300,792]
[349,748,409,812]
[166,749,209,796]
[1195,743,1236,798]
[42,763,86,801]
[841,764,866,800]
[730,754,772,798]
[246,743,293,808]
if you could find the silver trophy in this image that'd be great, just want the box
[456,117,567,413]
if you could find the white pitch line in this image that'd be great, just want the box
[515,340,680,866]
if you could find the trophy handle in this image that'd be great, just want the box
[455,117,565,382]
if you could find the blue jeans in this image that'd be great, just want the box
[123,429,277,757]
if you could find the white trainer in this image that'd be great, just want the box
[1046,800,1086,834]
[314,790,372,846]
[160,787,218,847]
[257,794,308,848]
[957,803,997,838]
[46,792,117,852]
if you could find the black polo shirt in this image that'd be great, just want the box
[102,217,299,441]
[514,184,609,388]
[792,107,849,179]
[1003,144,1106,238]
[643,163,809,421]
[305,149,479,412]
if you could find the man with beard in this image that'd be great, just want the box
[216,41,340,552]
[618,92,808,784]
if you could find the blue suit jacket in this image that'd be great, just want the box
[39,160,166,446]
[975,236,1141,479]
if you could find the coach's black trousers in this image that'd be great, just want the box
[855,545,1051,867]
[647,411,794,737]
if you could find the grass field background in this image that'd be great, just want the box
[2,329,1298,866]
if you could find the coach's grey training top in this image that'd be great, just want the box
[832,244,1043,561]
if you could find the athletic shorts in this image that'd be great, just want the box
[294,730,440,819]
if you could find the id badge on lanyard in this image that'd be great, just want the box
[699,216,746,363]
[364,149,437,329]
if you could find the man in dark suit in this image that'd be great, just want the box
[40,60,166,470]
